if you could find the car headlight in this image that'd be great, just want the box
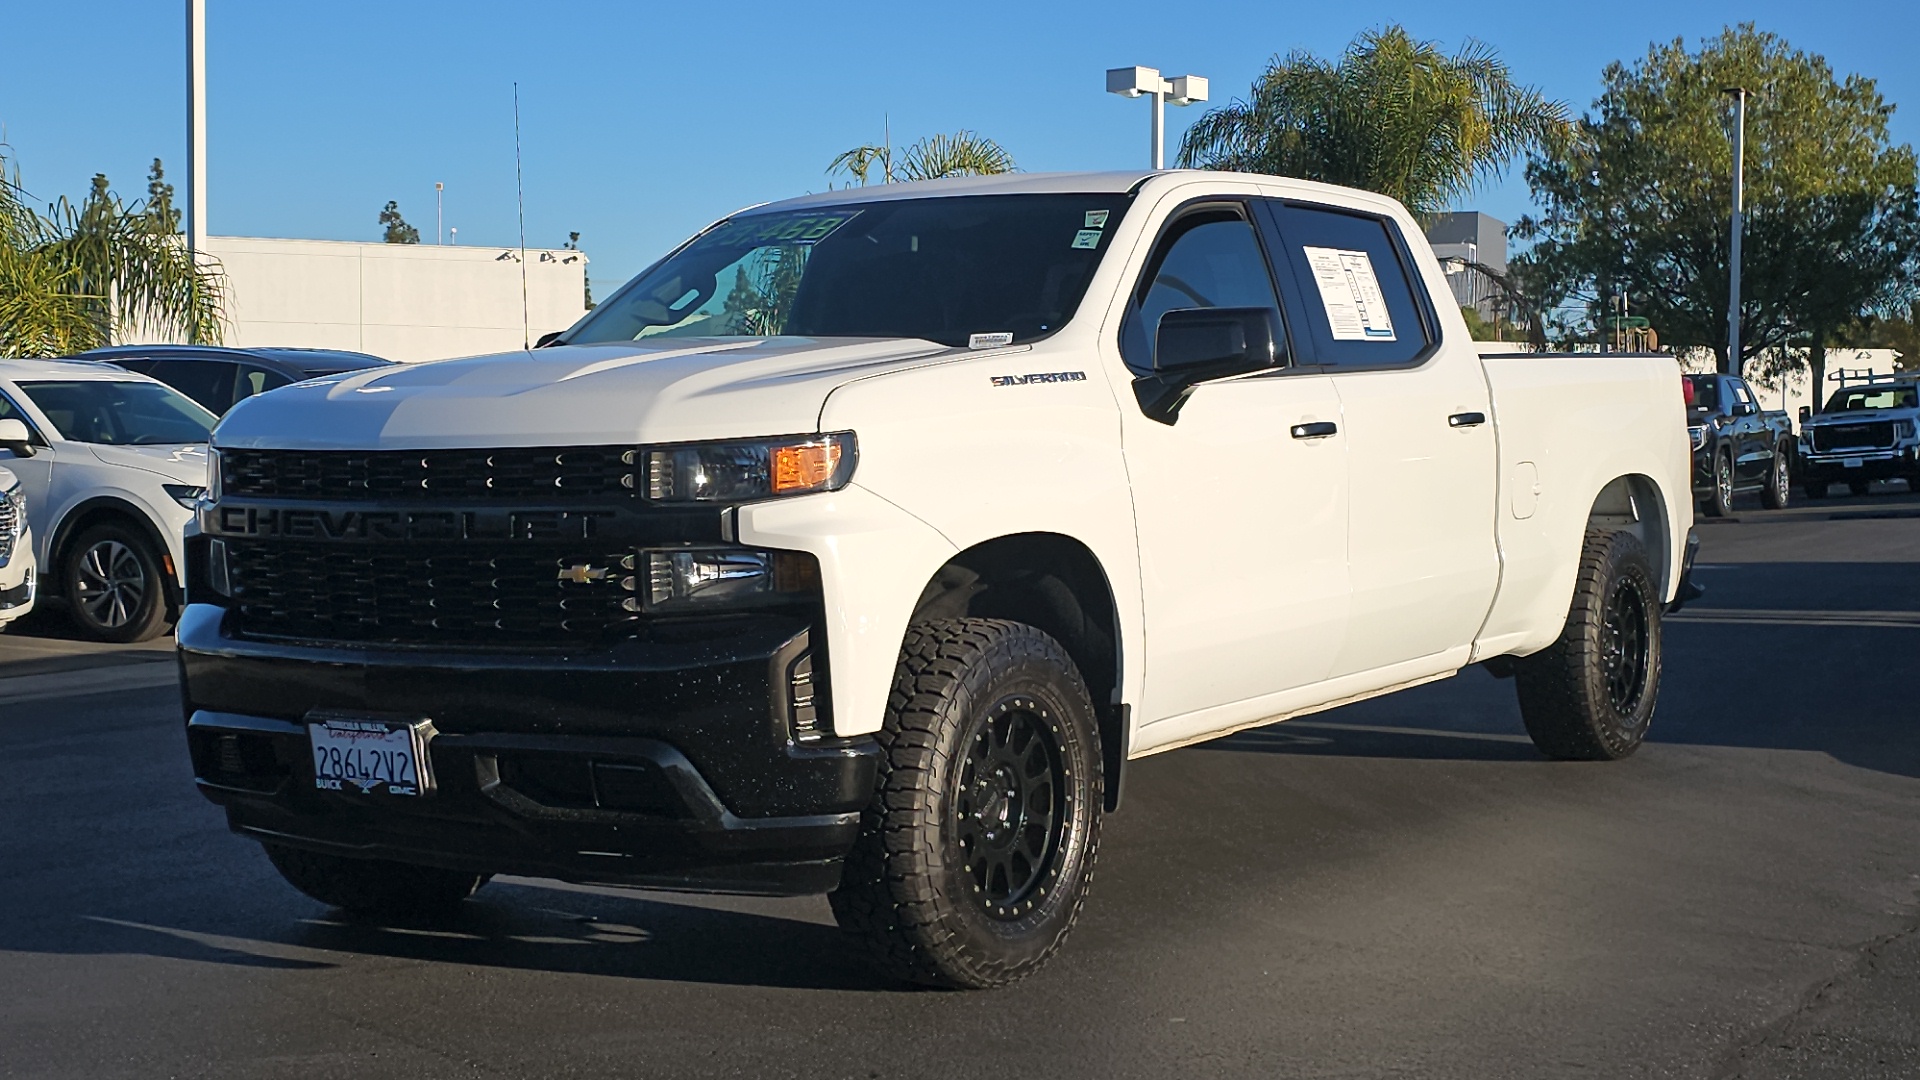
[630,547,821,612]
[1689,425,1707,451]
[163,483,209,510]
[639,433,855,503]
[1896,419,1916,439]
[207,448,223,502]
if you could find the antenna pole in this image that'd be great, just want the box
[514,83,530,350]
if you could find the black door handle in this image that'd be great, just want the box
[1290,421,1338,439]
[1448,411,1487,428]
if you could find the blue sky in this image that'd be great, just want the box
[2,0,1915,293]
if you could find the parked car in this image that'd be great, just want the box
[0,359,213,641]
[77,345,393,417]
[0,463,35,631]
[180,170,1697,988]
[1684,372,1795,516]
[1798,375,1920,497]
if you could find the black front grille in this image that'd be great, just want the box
[222,447,636,500]
[1811,422,1895,452]
[225,540,639,645]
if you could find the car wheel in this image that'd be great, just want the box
[1703,451,1735,517]
[63,523,171,643]
[830,618,1103,989]
[1513,528,1662,761]
[1848,479,1872,497]
[1761,445,1791,510]
[263,844,489,916]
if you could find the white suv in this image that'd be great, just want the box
[0,359,212,641]
[0,464,34,630]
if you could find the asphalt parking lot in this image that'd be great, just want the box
[3,486,1918,1080]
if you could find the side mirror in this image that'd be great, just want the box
[1798,406,1812,423]
[1734,402,1757,417]
[1134,307,1283,424]
[0,418,31,456]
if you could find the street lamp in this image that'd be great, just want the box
[1724,86,1749,376]
[435,182,444,245]
[1106,66,1208,169]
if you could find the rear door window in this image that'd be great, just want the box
[235,365,293,406]
[146,359,239,414]
[1261,201,1434,367]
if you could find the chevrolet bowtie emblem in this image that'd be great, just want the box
[558,563,609,584]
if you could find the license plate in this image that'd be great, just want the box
[1844,457,1864,468]
[308,716,434,796]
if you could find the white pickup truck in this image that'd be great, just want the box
[180,171,1697,988]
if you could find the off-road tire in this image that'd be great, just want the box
[1514,528,1662,761]
[62,522,171,643]
[1848,479,1872,497]
[1761,445,1791,510]
[829,618,1103,989]
[264,844,489,916]
[1703,450,1735,518]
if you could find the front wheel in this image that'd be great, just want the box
[1761,446,1792,510]
[1513,528,1662,761]
[830,618,1103,989]
[63,523,171,642]
[1703,451,1735,517]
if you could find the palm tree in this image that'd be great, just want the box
[0,152,224,357]
[1177,26,1573,217]
[828,130,1016,186]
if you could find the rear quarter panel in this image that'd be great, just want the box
[1475,353,1692,658]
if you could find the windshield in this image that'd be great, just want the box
[1684,375,1719,411]
[19,380,216,445]
[565,194,1134,348]
[1823,385,1918,412]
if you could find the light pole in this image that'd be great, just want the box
[1724,86,1749,376]
[186,0,208,342]
[435,182,444,245]
[1106,66,1208,169]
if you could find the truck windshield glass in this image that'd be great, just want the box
[566,194,1133,348]
[18,380,215,445]
[1824,385,1918,412]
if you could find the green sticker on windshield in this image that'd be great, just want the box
[704,210,860,249]
[1071,229,1102,249]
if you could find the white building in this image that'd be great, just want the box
[191,236,590,363]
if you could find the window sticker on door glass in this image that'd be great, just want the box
[1302,246,1396,342]
[1071,229,1103,249]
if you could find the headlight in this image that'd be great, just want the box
[1689,426,1707,450]
[640,433,855,503]
[163,483,209,510]
[1896,419,1916,439]
[632,547,821,613]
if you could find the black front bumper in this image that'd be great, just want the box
[178,604,879,895]
[1802,449,1917,484]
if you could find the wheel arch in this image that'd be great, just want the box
[908,531,1130,811]
[47,496,181,612]
[1586,473,1673,599]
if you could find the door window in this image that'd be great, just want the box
[1265,202,1433,367]
[235,366,293,406]
[1731,381,1755,407]
[1121,209,1287,373]
[146,359,240,414]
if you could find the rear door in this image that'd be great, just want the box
[1260,199,1499,678]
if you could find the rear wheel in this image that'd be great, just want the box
[63,523,170,642]
[1703,450,1735,517]
[1513,528,1662,761]
[1761,445,1791,510]
[830,618,1102,989]
[264,844,489,916]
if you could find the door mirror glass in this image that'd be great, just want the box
[1798,405,1812,423]
[1734,401,1757,417]
[0,418,31,456]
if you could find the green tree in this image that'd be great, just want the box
[1176,26,1572,216]
[1519,25,1920,381]
[144,158,180,234]
[379,200,420,244]
[0,152,224,355]
[828,130,1015,185]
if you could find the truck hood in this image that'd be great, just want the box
[212,337,956,450]
[86,443,210,486]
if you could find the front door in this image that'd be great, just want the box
[1262,199,1500,678]
[1118,201,1352,725]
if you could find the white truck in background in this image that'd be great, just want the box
[180,170,1698,988]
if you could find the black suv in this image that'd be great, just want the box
[77,345,393,417]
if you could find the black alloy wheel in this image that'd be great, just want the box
[955,701,1067,920]
[1600,575,1651,717]
[64,523,171,642]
